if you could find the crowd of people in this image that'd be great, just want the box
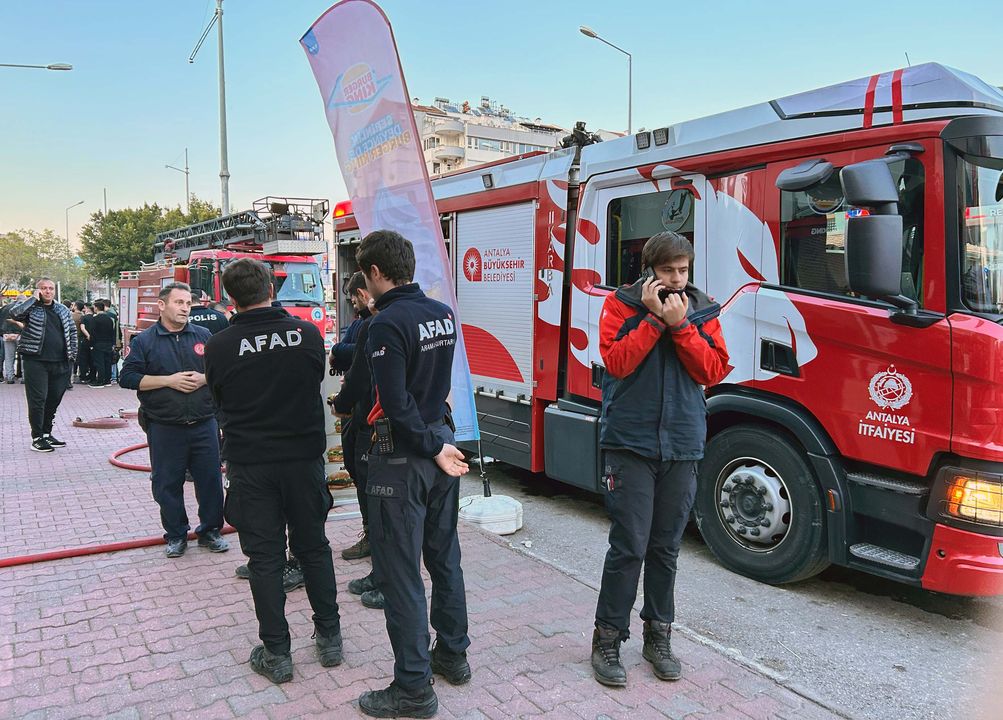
[7,227,729,719]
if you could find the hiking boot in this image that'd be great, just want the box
[249,645,293,684]
[44,434,66,448]
[197,530,230,553]
[430,638,471,685]
[315,630,344,667]
[342,529,371,560]
[235,563,250,579]
[165,538,187,558]
[591,625,627,687]
[31,437,54,453]
[361,589,385,609]
[348,572,377,596]
[642,620,682,680]
[283,562,305,592]
[359,681,437,719]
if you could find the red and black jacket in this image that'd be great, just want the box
[598,279,730,461]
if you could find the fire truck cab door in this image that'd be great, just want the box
[572,173,708,402]
[761,141,950,476]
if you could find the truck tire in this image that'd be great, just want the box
[695,425,829,585]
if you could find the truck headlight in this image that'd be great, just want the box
[943,470,1003,526]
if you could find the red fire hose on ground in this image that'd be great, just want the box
[2,416,359,569]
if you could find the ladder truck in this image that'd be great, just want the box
[119,197,330,351]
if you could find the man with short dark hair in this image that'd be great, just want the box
[89,300,116,388]
[331,272,380,600]
[205,258,342,684]
[119,282,228,559]
[590,231,729,687]
[78,303,96,383]
[189,292,230,335]
[9,278,77,452]
[355,230,471,719]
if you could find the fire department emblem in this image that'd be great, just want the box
[868,365,912,410]
[462,248,482,282]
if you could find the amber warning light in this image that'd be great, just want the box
[333,200,353,219]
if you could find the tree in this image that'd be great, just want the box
[0,229,85,296]
[79,196,220,279]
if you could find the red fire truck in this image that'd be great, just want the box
[119,197,330,349]
[333,63,1003,596]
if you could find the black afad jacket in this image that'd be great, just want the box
[204,306,326,463]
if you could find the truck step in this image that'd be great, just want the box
[846,472,927,495]
[849,543,920,571]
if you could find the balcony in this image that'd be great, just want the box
[434,118,464,137]
[434,145,465,161]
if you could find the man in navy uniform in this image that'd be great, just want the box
[119,282,228,559]
[355,230,471,719]
[204,258,342,684]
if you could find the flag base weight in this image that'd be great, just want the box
[458,494,523,535]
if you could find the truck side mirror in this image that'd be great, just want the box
[776,158,834,192]
[839,160,911,305]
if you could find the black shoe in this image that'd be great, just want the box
[315,631,344,667]
[44,434,66,448]
[235,563,250,579]
[642,620,682,681]
[197,530,230,553]
[30,437,54,453]
[348,572,377,596]
[166,538,187,558]
[359,682,437,719]
[283,563,304,593]
[249,645,293,684]
[430,638,471,686]
[591,625,627,687]
[342,529,371,560]
[361,588,385,610]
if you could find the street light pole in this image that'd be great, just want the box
[0,63,72,71]
[65,200,84,258]
[579,26,632,135]
[165,148,191,215]
[189,0,230,215]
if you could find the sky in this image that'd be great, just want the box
[2,0,1002,249]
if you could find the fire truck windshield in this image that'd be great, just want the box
[269,261,324,306]
[960,153,1003,315]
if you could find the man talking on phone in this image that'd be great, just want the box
[590,231,730,687]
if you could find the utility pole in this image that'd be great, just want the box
[165,148,191,214]
[190,0,230,215]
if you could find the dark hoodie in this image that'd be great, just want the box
[598,279,730,461]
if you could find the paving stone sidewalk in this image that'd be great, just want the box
[1,383,843,719]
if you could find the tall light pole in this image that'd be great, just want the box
[65,200,84,258]
[165,148,191,215]
[0,63,72,71]
[579,26,632,135]
[189,0,230,215]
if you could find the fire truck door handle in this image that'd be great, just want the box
[760,339,800,378]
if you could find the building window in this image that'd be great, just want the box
[433,162,441,174]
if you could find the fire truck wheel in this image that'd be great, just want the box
[695,425,829,585]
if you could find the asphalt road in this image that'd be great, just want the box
[457,463,1003,720]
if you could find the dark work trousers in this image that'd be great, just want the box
[367,430,470,691]
[224,457,340,655]
[22,357,70,439]
[342,419,370,527]
[91,342,114,386]
[595,450,698,635]
[76,342,93,381]
[147,418,224,542]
